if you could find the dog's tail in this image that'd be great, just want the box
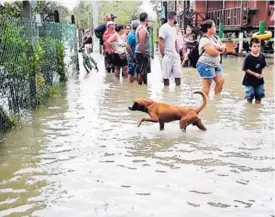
[194,91,207,114]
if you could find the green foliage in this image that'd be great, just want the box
[98,1,142,25]
[33,1,57,14]
[0,17,67,109]
[8,114,19,127]
[29,43,44,76]
[0,7,74,132]
[72,1,93,29]
[73,1,142,29]
[0,1,23,18]
[33,1,70,22]
[0,20,30,76]
[0,106,15,132]
[56,40,67,82]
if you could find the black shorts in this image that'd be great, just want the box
[135,53,151,75]
[104,53,113,68]
[112,53,127,67]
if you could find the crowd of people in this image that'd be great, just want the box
[82,11,267,105]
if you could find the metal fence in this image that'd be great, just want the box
[0,17,79,133]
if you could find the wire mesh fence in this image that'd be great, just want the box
[0,17,79,133]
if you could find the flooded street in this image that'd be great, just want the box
[0,54,274,217]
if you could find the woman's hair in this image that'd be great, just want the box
[115,25,124,32]
[126,24,131,29]
[200,19,215,33]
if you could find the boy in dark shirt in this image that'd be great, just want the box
[242,38,267,104]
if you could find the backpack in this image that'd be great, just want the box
[94,24,106,45]
[188,35,206,68]
[188,35,223,68]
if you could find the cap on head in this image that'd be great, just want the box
[107,21,115,27]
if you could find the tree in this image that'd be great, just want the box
[72,1,92,29]
[33,1,70,21]
[98,1,142,25]
[72,0,142,30]
[0,1,23,18]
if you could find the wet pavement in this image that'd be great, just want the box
[0,53,274,217]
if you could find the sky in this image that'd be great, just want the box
[0,0,153,13]
[60,0,149,11]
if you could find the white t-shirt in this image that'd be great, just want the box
[159,23,178,56]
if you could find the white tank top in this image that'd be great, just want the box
[113,33,126,55]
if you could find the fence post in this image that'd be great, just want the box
[22,1,37,108]
[72,15,80,72]
[218,23,224,39]
[238,32,244,55]
[28,47,37,109]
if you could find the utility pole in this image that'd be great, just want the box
[92,0,99,53]
[92,0,98,29]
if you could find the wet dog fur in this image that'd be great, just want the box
[128,91,207,132]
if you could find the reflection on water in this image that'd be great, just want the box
[0,55,274,217]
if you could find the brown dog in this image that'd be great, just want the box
[128,91,207,132]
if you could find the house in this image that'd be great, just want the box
[195,0,274,31]
[164,0,274,31]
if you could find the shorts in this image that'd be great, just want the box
[113,53,127,68]
[197,63,223,79]
[135,53,151,75]
[104,53,113,69]
[126,54,137,75]
[161,53,181,79]
[245,85,265,100]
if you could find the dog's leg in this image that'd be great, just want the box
[138,117,159,127]
[194,118,207,131]
[159,122,165,130]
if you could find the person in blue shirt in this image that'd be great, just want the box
[126,20,140,83]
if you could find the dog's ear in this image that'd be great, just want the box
[139,98,153,107]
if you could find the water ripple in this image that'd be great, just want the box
[0,56,274,217]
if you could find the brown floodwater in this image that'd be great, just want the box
[0,54,274,217]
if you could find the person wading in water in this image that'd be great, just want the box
[135,12,151,85]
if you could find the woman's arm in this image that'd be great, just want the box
[202,43,221,57]
[106,33,117,52]
[199,36,221,56]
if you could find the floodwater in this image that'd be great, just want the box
[0,54,274,217]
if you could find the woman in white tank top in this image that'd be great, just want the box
[106,25,128,78]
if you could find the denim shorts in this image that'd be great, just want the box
[245,85,265,100]
[197,63,223,79]
[126,54,137,75]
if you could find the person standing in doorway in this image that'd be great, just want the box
[159,11,181,86]
[135,12,151,85]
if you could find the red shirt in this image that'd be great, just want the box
[103,28,114,53]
